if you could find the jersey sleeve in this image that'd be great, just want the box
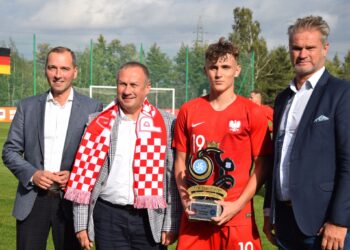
[173,104,189,153]
[249,104,273,157]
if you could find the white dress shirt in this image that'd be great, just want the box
[99,109,137,205]
[44,88,73,173]
[277,67,325,201]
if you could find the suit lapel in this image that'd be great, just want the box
[274,88,294,137]
[292,71,330,156]
[109,114,120,169]
[62,90,83,155]
[37,93,48,161]
[272,88,294,204]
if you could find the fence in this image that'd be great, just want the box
[0,34,255,109]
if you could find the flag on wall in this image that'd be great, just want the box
[0,48,11,75]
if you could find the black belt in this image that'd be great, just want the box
[97,198,136,211]
[37,188,61,198]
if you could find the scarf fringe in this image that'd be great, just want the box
[65,187,91,205]
[134,196,167,209]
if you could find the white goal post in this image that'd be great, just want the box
[89,85,176,115]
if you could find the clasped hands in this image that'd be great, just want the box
[32,170,70,190]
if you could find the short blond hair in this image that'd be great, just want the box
[288,15,330,45]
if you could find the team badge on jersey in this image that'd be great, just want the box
[229,120,241,132]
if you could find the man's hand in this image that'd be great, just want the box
[319,222,347,250]
[210,200,243,226]
[181,199,196,218]
[76,230,93,250]
[161,231,177,246]
[32,170,58,189]
[53,170,70,189]
[263,216,277,246]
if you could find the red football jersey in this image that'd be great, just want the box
[174,95,272,226]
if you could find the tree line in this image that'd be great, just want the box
[1,7,349,108]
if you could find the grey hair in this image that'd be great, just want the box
[288,15,330,45]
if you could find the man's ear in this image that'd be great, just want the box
[234,64,241,77]
[73,66,78,79]
[203,66,207,76]
[145,80,151,94]
[322,42,329,57]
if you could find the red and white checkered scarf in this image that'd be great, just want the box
[64,99,167,209]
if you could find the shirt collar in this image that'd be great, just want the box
[47,87,74,103]
[289,67,325,93]
[118,108,134,122]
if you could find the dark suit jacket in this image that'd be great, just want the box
[2,89,102,221]
[266,70,350,236]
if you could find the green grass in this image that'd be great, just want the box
[0,123,17,250]
[0,122,276,249]
[254,189,277,250]
[0,123,56,250]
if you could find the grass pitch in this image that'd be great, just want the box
[0,122,276,250]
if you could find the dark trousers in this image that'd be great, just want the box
[93,198,166,250]
[275,200,350,250]
[16,190,81,250]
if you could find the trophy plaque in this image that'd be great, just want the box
[187,146,235,221]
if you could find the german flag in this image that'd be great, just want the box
[0,48,11,75]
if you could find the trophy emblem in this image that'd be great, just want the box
[187,145,235,221]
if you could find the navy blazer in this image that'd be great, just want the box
[2,89,102,221]
[267,70,350,236]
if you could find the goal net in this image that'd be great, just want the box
[88,85,176,114]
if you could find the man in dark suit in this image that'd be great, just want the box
[263,15,350,250]
[2,46,102,250]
